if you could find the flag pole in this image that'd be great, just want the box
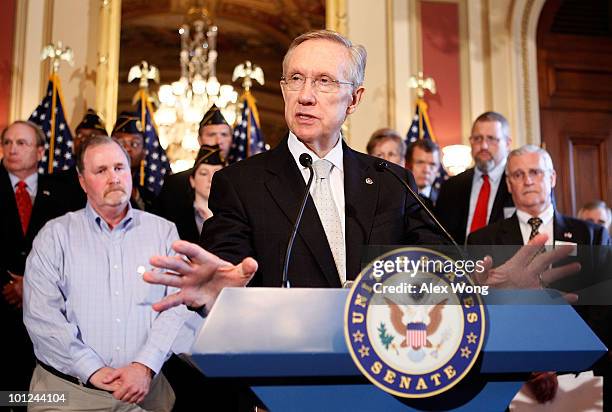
[139,88,146,187]
[47,74,58,174]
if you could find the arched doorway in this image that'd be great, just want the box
[537,0,612,215]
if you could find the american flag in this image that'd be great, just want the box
[228,90,267,163]
[134,90,170,195]
[406,322,427,349]
[405,98,448,193]
[28,74,75,174]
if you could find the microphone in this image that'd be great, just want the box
[374,160,463,255]
[281,153,314,288]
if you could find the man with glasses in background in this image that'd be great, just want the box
[467,145,611,405]
[436,111,515,244]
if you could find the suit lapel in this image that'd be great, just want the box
[501,214,524,244]
[263,139,340,286]
[0,163,26,242]
[490,171,511,222]
[343,144,379,280]
[553,212,574,243]
[459,168,474,232]
[27,174,53,239]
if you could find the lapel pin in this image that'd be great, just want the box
[365,177,374,185]
[43,190,50,196]
[564,232,572,239]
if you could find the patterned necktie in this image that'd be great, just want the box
[311,159,346,284]
[470,174,490,233]
[528,217,543,241]
[15,181,33,234]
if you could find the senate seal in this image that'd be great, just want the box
[344,247,487,398]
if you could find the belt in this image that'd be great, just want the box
[37,360,104,391]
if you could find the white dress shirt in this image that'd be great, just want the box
[516,204,555,245]
[287,131,346,238]
[24,204,198,383]
[420,185,432,198]
[466,160,506,238]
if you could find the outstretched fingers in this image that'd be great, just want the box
[151,291,185,312]
[171,240,219,265]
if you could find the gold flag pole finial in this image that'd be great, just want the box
[41,41,74,73]
[232,60,265,92]
[408,71,436,99]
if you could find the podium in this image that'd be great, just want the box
[190,288,606,411]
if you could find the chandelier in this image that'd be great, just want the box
[154,6,238,172]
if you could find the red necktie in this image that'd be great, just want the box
[470,174,490,233]
[15,181,32,234]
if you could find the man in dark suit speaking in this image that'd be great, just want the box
[142,31,576,315]
[198,29,447,288]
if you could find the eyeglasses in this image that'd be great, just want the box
[507,168,549,182]
[469,135,503,145]
[280,74,353,93]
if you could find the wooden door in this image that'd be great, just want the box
[537,0,612,215]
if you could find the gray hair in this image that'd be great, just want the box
[282,29,367,88]
[77,135,130,174]
[505,144,554,175]
[1,120,46,147]
[578,200,612,223]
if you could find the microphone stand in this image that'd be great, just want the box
[281,154,315,288]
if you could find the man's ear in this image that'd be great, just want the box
[346,86,365,115]
[78,172,87,194]
[550,169,557,189]
[36,146,44,162]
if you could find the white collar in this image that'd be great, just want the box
[420,185,432,198]
[516,203,555,226]
[8,171,38,193]
[287,131,344,173]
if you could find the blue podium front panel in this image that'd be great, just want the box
[192,288,605,377]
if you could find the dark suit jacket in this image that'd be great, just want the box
[157,170,201,243]
[467,212,611,289]
[418,194,435,211]
[435,167,514,245]
[200,138,447,288]
[53,167,87,211]
[0,162,72,388]
[467,212,612,373]
[0,163,72,277]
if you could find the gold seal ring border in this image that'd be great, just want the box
[344,246,487,399]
